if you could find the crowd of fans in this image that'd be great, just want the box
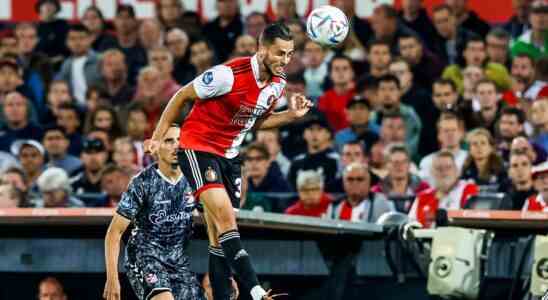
[0,0,547,230]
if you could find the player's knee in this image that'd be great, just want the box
[150,291,175,300]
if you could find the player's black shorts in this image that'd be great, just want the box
[177,149,242,208]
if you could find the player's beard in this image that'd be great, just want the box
[263,54,283,77]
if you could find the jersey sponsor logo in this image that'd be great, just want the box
[202,71,214,85]
[205,166,218,182]
[145,273,158,284]
[230,105,267,126]
[149,210,190,225]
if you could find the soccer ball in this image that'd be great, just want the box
[306,5,350,47]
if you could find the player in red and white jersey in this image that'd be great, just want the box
[409,151,478,228]
[145,23,311,300]
[523,161,548,212]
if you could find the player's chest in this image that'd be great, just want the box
[225,82,282,116]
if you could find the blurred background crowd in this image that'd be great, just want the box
[0,0,547,231]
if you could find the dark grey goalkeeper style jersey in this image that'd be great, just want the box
[116,164,205,300]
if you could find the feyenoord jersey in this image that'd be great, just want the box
[180,55,286,158]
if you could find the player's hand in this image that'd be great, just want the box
[144,139,160,156]
[288,93,313,118]
[230,277,239,300]
[103,278,121,300]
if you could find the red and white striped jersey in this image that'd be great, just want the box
[179,55,286,158]
[523,194,548,212]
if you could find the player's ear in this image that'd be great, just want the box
[257,44,267,59]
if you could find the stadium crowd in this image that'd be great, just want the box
[0,0,547,234]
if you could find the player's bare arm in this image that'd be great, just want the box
[145,84,199,154]
[258,93,313,130]
[103,213,131,300]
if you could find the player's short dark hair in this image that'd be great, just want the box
[433,78,457,92]
[260,22,293,45]
[377,74,400,89]
[68,23,90,35]
[501,106,526,124]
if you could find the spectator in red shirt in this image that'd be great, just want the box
[523,161,548,212]
[318,55,356,132]
[409,150,478,228]
[285,169,331,218]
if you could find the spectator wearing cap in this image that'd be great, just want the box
[523,161,548,211]
[242,142,293,213]
[0,92,44,152]
[203,0,243,62]
[81,6,118,52]
[35,0,69,58]
[37,167,84,208]
[430,4,477,66]
[15,140,46,201]
[0,182,24,208]
[398,33,444,92]
[113,4,147,85]
[327,162,394,223]
[389,58,437,156]
[334,96,379,151]
[419,112,468,185]
[317,55,356,132]
[70,138,109,199]
[409,150,478,228]
[56,24,102,107]
[287,115,340,190]
[370,74,422,159]
[100,164,130,207]
[511,0,548,60]
[372,144,429,211]
[43,125,82,175]
[98,49,134,108]
[285,169,331,217]
[506,150,536,210]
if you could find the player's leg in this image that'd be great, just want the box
[177,149,234,299]
[203,211,233,300]
[150,291,175,300]
[201,188,268,300]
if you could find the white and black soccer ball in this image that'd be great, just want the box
[306,5,350,47]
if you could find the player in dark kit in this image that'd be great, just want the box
[103,125,236,300]
[145,23,312,300]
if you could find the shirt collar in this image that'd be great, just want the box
[251,54,262,86]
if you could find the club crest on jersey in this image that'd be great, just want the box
[205,166,218,182]
[202,71,213,85]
